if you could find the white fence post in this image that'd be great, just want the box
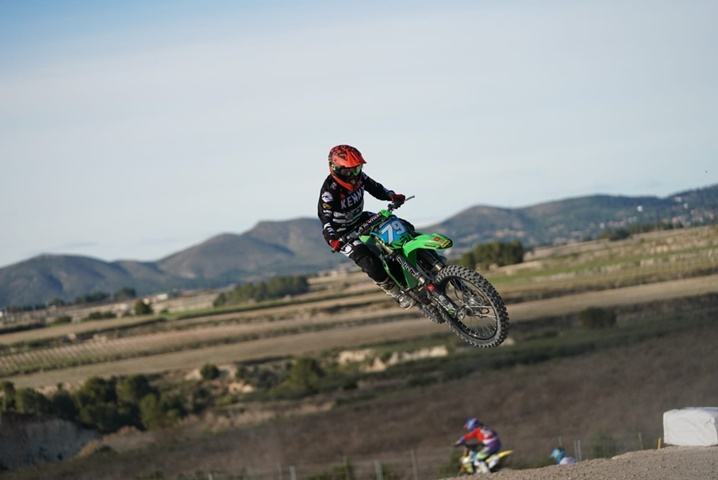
[576,439,583,461]
[374,460,383,480]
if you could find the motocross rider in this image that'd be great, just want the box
[454,418,502,474]
[317,145,413,308]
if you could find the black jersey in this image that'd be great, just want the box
[317,174,394,244]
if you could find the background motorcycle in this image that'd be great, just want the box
[459,447,514,474]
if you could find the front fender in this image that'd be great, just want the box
[402,233,453,258]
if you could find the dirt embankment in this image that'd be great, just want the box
[459,447,718,480]
[0,414,98,470]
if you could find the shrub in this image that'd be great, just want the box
[1,381,16,411]
[0,374,188,434]
[51,315,72,325]
[78,401,127,433]
[48,298,66,307]
[237,365,285,391]
[133,300,153,316]
[275,357,325,396]
[14,388,52,415]
[75,377,117,405]
[214,275,310,307]
[50,389,78,420]
[599,228,631,241]
[116,375,155,405]
[456,240,525,270]
[84,311,117,321]
[579,307,617,329]
[113,287,137,300]
[200,363,221,380]
[189,386,212,413]
[139,393,185,430]
[74,291,110,304]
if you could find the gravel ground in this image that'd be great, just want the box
[448,447,718,480]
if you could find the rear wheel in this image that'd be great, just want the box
[434,265,509,347]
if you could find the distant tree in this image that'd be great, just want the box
[74,291,110,305]
[1,381,16,411]
[133,300,153,316]
[83,311,116,321]
[50,389,78,421]
[0,374,188,433]
[51,315,73,325]
[189,386,212,413]
[48,298,66,307]
[116,375,155,405]
[213,292,228,307]
[74,377,139,432]
[579,307,617,329]
[456,240,525,270]
[75,377,116,406]
[599,228,631,241]
[276,357,325,396]
[15,388,52,415]
[113,287,137,300]
[214,275,310,307]
[455,251,476,269]
[77,401,127,433]
[139,393,185,430]
[200,364,220,381]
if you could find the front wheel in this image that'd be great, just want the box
[434,264,509,348]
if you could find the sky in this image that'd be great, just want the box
[1,0,716,268]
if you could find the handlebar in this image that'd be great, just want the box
[338,195,415,246]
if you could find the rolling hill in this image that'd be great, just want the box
[1,184,716,307]
[428,184,718,250]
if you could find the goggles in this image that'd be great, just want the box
[333,165,363,177]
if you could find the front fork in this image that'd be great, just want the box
[378,243,458,316]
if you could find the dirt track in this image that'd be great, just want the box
[462,447,718,480]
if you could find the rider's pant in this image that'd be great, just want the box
[471,440,501,462]
[340,241,387,283]
[336,211,415,284]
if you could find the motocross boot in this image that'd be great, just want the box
[476,461,490,474]
[376,279,415,309]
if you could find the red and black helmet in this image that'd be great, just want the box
[328,145,366,191]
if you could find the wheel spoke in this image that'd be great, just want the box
[444,278,499,340]
[430,264,509,348]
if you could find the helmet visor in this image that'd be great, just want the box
[333,165,363,178]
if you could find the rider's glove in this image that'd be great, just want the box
[454,437,465,447]
[329,239,342,252]
[389,193,406,206]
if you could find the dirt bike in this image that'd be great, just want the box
[458,448,513,474]
[339,196,509,348]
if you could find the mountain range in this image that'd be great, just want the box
[1,184,716,308]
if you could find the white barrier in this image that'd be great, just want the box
[664,407,718,446]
